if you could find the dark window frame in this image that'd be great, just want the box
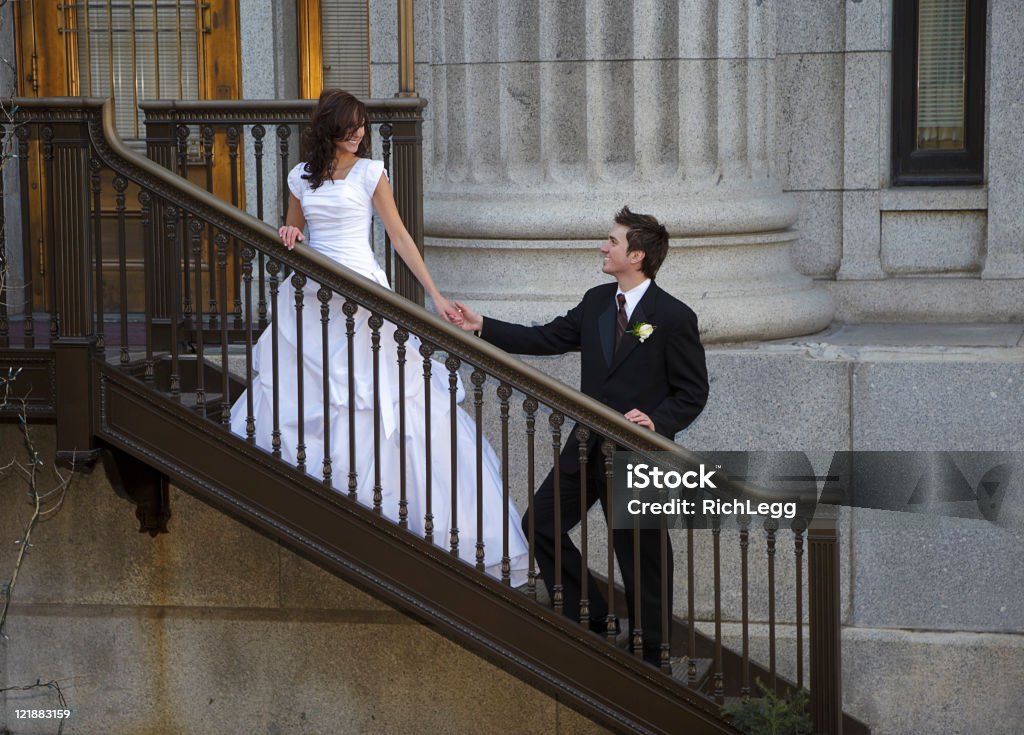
[892,0,987,186]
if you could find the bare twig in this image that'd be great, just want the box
[0,678,67,707]
[0,382,76,641]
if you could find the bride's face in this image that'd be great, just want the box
[336,123,365,156]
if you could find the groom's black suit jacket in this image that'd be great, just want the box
[482,281,709,469]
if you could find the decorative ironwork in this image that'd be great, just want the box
[1,98,850,735]
[369,312,384,512]
[292,271,307,472]
[446,353,461,556]
[549,410,564,614]
[472,367,486,571]
[395,328,409,527]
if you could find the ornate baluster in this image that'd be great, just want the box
[498,382,512,585]
[216,232,230,426]
[267,258,282,457]
[176,126,192,321]
[252,124,268,330]
[277,125,292,225]
[343,298,358,497]
[687,516,697,685]
[794,517,807,690]
[420,342,435,542]
[395,328,409,526]
[524,397,539,599]
[165,205,180,398]
[113,175,129,364]
[201,125,217,328]
[319,286,333,485]
[292,272,307,472]
[631,496,644,659]
[739,513,752,696]
[550,410,564,613]
[190,216,206,413]
[472,368,486,571]
[241,246,256,442]
[139,191,154,383]
[576,425,590,627]
[175,124,190,179]
[370,313,384,511]
[447,355,461,556]
[659,483,671,674]
[766,517,779,690]
[713,516,725,702]
[90,158,104,353]
[603,440,618,642]
[226,125,242,330]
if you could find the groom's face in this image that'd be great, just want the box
[601,224,642,277]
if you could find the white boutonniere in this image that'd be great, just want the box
[628,322,656,343]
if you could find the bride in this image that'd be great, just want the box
[230,89,528,584]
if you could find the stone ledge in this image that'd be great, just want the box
[826,279,1024,323]
[880,187,988,211]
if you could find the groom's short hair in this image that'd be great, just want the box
[614,206,669,279]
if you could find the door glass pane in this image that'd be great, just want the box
[321,0,370,96]
[76,0,201,138]
[917,0,967,150]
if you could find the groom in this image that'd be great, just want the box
[456,206,709,666]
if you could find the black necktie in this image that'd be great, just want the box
[615,293,627,350]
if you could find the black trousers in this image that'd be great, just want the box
[522,453,673,664]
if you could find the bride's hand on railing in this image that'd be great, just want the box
[434,295,464,326]
[278,225,304,250]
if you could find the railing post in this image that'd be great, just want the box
[144,111,179,350]
[50,116,100,466]
[808,504,843,734]
[389,110,425,306]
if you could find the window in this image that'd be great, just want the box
[71,1,206,138]
[321,0,370,96]
[892,0,986,185]
[297,0,370,99]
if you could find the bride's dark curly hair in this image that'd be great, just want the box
[301,89,372,191]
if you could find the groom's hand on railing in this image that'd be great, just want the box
[624,408,655,432]
[453,302,483,334]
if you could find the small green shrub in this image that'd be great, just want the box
[720,678,812,735]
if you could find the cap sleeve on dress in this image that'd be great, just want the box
[363,159,387,199]
[287,164,307,199]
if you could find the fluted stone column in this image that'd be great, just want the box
[423,0,833,342]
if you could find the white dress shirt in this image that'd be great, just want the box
[616,279,652,321]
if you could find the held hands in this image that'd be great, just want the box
[433,295,465,326]
[279,225,304,250]
[624,409,655,432]
[453,301,483,333]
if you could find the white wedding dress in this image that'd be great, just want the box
[230,158,528,584]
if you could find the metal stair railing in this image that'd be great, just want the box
[0,96,849,735]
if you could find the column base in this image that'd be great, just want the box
[426,230,834,344]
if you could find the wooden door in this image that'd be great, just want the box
[13,0,242,315]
